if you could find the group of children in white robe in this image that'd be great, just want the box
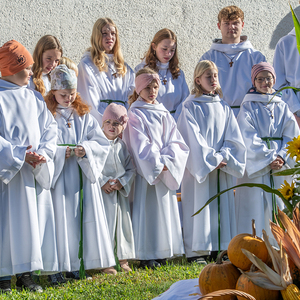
[1,4,300,293]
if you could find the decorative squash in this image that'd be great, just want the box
[199,250,240,300]
[236,266,280,300]
[227,219,268,271]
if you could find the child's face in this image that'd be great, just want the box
[254,71,274,94]
[152,39,176,64]
[101,24,116,54]
[11,65,33,86]
[195,68,218,94]
[139,79,159,104]
[217,18,244,43]
[102,119,123,140]
[42,49,61,74]
[53,89,76,108]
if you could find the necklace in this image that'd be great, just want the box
[158,69,168,85]
[221,51,243,67]
[56,108,74,128]
[263,102,277,119]
[107,63,118,78]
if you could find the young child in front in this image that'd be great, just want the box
[235,62,300,245]
[123,67,189,269]
[44,64,116,280]
[0,40,58,293]
[177,60,246,262]
[135,28,189,119]
[28,35,63,96]
[77,17,135,125]
[100,103,136,275]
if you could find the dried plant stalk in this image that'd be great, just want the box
[197,289,256,300]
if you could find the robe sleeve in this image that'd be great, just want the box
[77,115,110,183]
[77,59,104,124]
[51,146,67,188]
[125,64,135,102]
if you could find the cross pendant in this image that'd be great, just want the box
[162,78,167,85]
[67,122,71,128]
[112,72,118,78]
[229,61,233,67]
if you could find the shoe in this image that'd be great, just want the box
[0,280,11,293]
[66,271,92,280]
[101,267,117,275]
[16,272,43,292]
[187,256,208,263]
[155,259,167,266]
[119,261,132,273]
[48,272,66,285]
[139,260,161,269]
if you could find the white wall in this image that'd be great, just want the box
[0,0,298,86]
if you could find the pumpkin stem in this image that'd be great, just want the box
[251,219,257,239]
[216,250,227,264]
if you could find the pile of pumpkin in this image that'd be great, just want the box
[198,219,300,300]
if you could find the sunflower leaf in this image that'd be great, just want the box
[290,3,300,55]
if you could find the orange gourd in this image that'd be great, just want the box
[199,250,240,300]
[228,219,268,271]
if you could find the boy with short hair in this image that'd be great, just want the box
[0,40,57,293]
[199,5,266,116]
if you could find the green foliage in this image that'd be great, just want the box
[0,259,202,300]
[290,3,300,55]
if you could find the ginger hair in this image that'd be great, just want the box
[142,28,180,80]
[218,5,244,23]
[32,35,63,96]
[89,17,126,76]
[192,60,223,98]
[128,67,158,106]
[44,91,90,117]
[60,57,78,76]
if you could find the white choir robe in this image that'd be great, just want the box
[77,52,135,125]
[51,107,116,271]
[177,94,246,256]
[99,137,136,260]
[199,36,266,116]
[135,60,189,119]
[273,28,300,114]
[123,99,189,260]
[0,79,58,276]
[236,91,300,245]
[28,74,51,95]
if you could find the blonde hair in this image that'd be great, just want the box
[89,17,126,76]
[128,67,158,106]
[60,57,78,76]
[218,6,244,23]
[192,60,223,98]
[32,35,63,96]
[143,28,180,79]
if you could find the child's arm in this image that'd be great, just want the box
[270,156,284,170]
[74,146,86,158]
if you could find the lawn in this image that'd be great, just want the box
[0,258,203,299]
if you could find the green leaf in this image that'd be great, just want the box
[273,167,300,176]
[192,183,293,216]
[290,3,300,55]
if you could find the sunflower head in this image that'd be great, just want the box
[278,180,295,200]
[286,135,300,162]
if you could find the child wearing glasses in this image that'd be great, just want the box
[235,62,300,245]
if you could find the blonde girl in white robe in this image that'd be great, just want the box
[77,18,135,125]
[177,60,246,260]
[135,28,189,119]
[100,103,136,275]
[44,64,115,279]
[28,35,63,96]
[123,67,189,269]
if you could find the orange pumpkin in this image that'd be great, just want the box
[199,250,240,300]
[236,268,280,300]
[228,219,268,271]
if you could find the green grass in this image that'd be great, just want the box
[0,258,203,300]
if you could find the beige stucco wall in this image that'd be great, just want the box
[0,0,298,85]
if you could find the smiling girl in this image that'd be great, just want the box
[28,35,63,96]
[124,67,189,269]
[77,18,135,125]
[135,29,189,119]
[177,60,246,261]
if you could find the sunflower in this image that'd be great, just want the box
[286,135,300,162]
[278,180,295,200]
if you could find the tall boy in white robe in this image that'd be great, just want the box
[199,5,266,116]
[0,40,57,293]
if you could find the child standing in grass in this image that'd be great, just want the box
[124,67,189,269]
